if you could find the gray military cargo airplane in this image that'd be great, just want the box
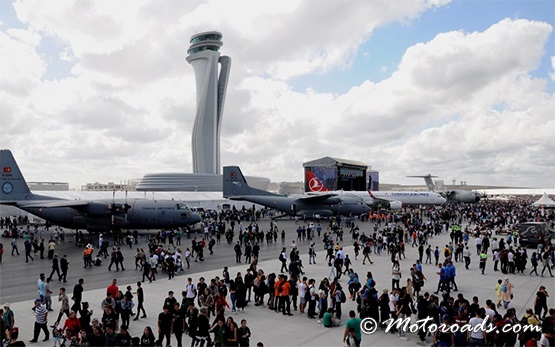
[223,166,371,218]
[0,149,202,232]
[408,174,484,203]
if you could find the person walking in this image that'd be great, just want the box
[11,238,19,256]
[141,257,152,283]
[116,247,125,271]
[60,255,69,283]
[24,239,34,263]
[55,287,70,323]
[108,247,119,271]
[362,243,373,265]
[534,286,549,320]
[30,299,49,343]
[540,251,554,277]
[279,248,288,273]
[343,310,362,346]
[157,306,173,347]
[47,254,62,282]
[71,278,84,313]
[479,250,488,275]
[501,277,514,309]
[47,239,56,259]
[133,282,147,320]
[530,252,539,276]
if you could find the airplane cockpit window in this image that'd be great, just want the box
[176,203,191,211]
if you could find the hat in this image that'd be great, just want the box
[3,303,9,308]
[442,314,450,321]
[34,299,41,303]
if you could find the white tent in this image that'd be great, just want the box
[531,193,555,207]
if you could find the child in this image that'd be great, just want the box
[52,322,63,347]
[495,279,503,308]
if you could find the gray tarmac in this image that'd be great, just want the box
[1,218,553,347]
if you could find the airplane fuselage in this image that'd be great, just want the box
[318,190,446,206]
[231,195,371,217]
[16,199,201,232]
[369,191,446,205]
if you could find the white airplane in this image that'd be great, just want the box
[408,174,484,203]
[306,172,446,210]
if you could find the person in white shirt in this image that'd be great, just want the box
[463,247,472,269]
[493,250,500,272]
[185,277,197,306]
[475,236,483,256]
[468,308,487,346]
[484,300,496,320]
[388,289,398,320]
[336,249,345,260]
[298,277,308,315]
[539,330,553,347]
[491,238,498,252]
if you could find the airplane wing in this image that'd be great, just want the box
[19,200,92,208]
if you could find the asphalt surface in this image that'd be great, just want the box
[2,217,554,347]
[0,219,324,303]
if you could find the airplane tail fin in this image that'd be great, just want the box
[0,149,33,202]
[223,166,277,198]
[306,171,330,192]
[407,174,437,191]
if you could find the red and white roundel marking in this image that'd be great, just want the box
[309,177,325,192]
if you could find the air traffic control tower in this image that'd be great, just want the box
[135,31,269,191]
[187,31,231,175]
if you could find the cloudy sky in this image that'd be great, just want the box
[1,0,554,190]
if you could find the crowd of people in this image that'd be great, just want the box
[0,199,554,346]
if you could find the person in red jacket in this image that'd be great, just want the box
[62,310,82,336]
[106,278,119,299]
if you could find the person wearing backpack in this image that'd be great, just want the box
[501,277,514,309]
[333,283,346,320]
[306,279,317,319]
[530,252,539,276]
[495,279,503,308]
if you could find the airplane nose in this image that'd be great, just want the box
[190,212,202,224]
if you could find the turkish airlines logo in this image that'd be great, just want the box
[3,167,11,173]
[309,177,325,192]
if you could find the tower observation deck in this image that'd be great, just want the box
[186,31,231,174]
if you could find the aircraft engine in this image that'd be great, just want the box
[323,197,341,205]
[82,202,132,216]
[388,201,403,210]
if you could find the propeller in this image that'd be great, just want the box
[108,190,132,225]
